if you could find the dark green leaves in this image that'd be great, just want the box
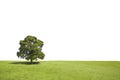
[17,35,45,63]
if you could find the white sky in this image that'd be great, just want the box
[0,0,120,61]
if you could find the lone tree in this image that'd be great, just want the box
[17,35,45,63]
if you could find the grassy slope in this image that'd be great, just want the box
[0,61,120,80]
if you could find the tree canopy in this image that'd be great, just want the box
[17,35,45,63]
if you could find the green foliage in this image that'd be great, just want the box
[17,35,45,62]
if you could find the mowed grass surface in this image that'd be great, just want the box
[0,61,120,80]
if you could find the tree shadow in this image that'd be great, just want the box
[10,61,40,65]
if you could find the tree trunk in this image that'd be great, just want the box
[30,59,33,64]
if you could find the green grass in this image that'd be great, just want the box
[0,61,120,80]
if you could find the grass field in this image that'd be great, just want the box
[0,61,120,80]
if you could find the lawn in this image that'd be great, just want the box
[0,61,120,80]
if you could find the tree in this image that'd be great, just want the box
[17,35,45,63]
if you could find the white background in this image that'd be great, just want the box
[0,0,120,60]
